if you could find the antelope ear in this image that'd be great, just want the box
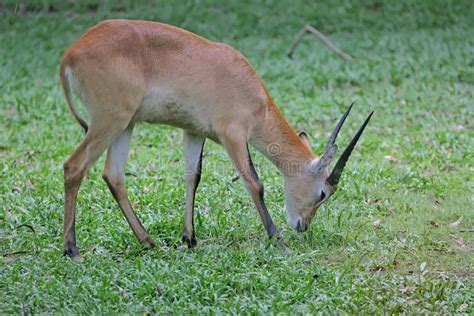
[298,131,311,148]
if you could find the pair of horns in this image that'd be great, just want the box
[322,103,373,187]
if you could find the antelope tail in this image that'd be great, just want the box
[59,65,88,132]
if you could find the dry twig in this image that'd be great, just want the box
[287,24,353,60]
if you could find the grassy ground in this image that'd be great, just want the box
[1,0,473,313]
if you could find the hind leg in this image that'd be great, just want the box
[63,118,132,261]
[102,125,156,248]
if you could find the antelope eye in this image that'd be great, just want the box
[320,190,326,201]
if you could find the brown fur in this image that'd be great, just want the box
[59,20,328,259]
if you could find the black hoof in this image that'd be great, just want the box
[64,247,83,262]
[182,235,197,248]
[140,236,157,249]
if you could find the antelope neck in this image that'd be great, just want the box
[251,103,315,177]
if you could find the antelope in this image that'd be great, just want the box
[60,19,372,261]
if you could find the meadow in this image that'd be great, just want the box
[1,0,473,313]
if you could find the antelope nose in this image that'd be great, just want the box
[296,219,308,233]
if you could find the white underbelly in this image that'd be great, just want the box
[133,87,217,139]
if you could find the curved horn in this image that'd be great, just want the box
[311,103,354,173]
[324,102,353,153]
[327,111,374,187]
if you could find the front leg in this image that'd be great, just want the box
[220,134,287,248]
[182,131,206,248]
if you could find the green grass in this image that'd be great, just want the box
[1,0,473,313]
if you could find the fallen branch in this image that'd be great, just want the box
[287,24,353,60]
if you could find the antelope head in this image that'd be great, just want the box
[285,104,373,232]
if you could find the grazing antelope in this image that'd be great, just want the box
[60,19,372,260]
